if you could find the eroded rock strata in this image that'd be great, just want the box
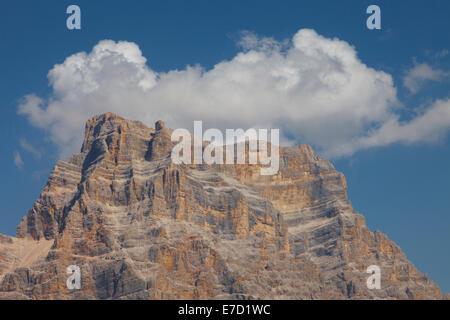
[0,113,443,299]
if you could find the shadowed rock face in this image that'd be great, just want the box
[0,112,443,300]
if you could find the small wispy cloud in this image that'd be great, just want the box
[425,49,449,59]
[435,49,449,59]
[13,150,24,169]
[403,62,448,94]
[19,138,42,159]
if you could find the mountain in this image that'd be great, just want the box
[0,113,443,299]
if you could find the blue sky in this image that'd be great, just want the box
[0,0,449,293]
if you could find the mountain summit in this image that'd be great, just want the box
[0,113,443,299]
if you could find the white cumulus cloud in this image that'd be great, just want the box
[325,98,450,156]
[18,29,450,159]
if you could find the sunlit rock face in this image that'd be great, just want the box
[0,113,443,299]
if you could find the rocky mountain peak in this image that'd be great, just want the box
[155,120,165,131]
[0,113,443,300]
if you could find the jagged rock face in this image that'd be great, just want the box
[0,113,443,300]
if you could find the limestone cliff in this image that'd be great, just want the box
[0,113,443,299]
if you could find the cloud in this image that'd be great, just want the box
[19,138,42,159]
[13,151,24,169]
[324,98,450,156]
[18,29,450,159]
[403,62,448,94]
[435,49,449,59]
